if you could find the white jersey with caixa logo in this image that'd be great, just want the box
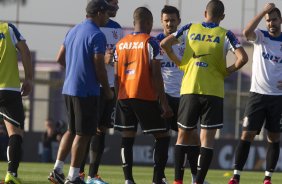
[100,19,123,87]
[249,29,282,95]
[155,33,185,98]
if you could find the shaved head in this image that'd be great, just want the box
[133,7,153,24]
[206,0,224,19]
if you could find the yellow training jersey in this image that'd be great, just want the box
[0,22,21,90]
[178,23,229,98]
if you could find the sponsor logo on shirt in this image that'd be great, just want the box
[262,52,282,63]
[118,42,144,50]
[190,33,220,43]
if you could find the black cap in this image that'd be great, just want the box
[86,0,116,15]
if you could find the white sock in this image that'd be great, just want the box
[68,167,80,181]
[265,171,272,177]
[54,160,64,174]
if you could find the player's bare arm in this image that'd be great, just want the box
[94,54,114,100]
[160,34,182,66]
[17,40,33,96]
[104,48,114,65]
[243,3,276,41]
[56,45,66,68]
[114,61,119,94]
[226,47,248,75]
[151,59,173,118]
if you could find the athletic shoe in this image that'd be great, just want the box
[64,177,86,184]
[263,179,272,184]
[173,180,183,184]
[79,172,85,181]
[125,180,136,184]
[4,172,22,184]
[86,175,109,184]
[48,169,65,184]
[228,177,239,184]
[191,175,210,184]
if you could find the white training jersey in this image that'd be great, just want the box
[100,19,123,87]
[249,29,282,95]
[155,33,185,97]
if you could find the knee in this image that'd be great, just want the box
[240,131,256,141]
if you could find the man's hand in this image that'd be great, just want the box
[104,89,114,100]
[161,103,174,119]
[263,3,275,14]
[21,79,33,96]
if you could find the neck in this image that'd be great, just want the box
[269,31,281,38]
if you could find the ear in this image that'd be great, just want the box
[221,13,225,21]
[178,18,181,26]
[204,10,207,18]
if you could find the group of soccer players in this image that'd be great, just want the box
[47,0,282,184]
[0,0,281,184]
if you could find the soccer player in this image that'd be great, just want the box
[0,21,33,184]
[155,5,205,183]
[161,0,248,184]
[81,0,123,184]
[47,0,114,184]
[228,3,282,184]
[114,7,173,184]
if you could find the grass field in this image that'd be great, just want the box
[0,162,281,184]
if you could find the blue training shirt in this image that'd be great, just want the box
[62,19,107,97]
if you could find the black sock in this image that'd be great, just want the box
[88,133,105,178]
[234,140,251,171]
[7,135,22,177]
[196,147,213,184]
[174,145,188,181]
[153,136,170,183]
[266,142,280,174]
[121,137,135,182]
[187,145,200,176]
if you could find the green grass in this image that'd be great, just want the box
[0,162,281,184]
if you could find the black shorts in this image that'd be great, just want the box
[64,95,99,136]
[177,94,223,130]
[242,92,282,133]
[98,87,116,128]
[0,90,25,129]
[114,99,168,134]
[165,94,179,131]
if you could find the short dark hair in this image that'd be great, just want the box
[269,7,281,18]
[206,0,224,18]
[161,5,180,20]
[133,7,153,23]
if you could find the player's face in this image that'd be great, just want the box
[265,12,282,36]
[100,11,110,26]
[161,13,180,35]
[107,0,119,17]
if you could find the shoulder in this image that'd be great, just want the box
[155,33,165,42]
[173,23,192,38]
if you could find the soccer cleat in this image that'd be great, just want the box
[48,169,65,184]
[86,175,109,184]
[79,172,85,181]
[125,180,136,184]
[263,179,272,184]
[228,177,239,184]
[173,180,183,184]
[4,172,22,184]
[64,177,86,184]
